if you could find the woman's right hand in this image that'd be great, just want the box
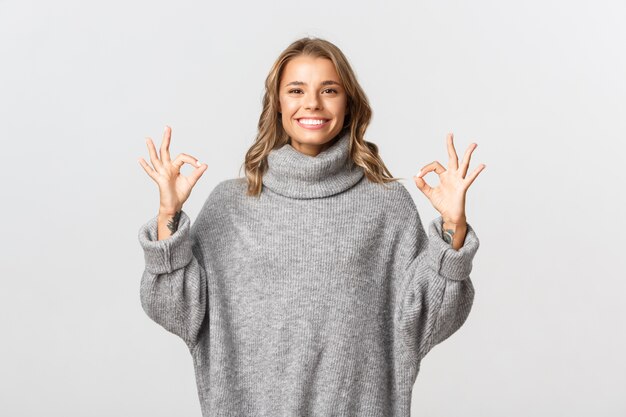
[138,125,208,215]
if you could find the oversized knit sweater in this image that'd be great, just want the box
[138,130,480,417]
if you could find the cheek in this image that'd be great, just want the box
[328,98,347,114]
[282,99,300,113]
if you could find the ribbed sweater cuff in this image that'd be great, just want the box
[137,210,193,274]
[427,216,480,281]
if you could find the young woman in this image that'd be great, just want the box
[137,37,485,417]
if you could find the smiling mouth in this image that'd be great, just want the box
[296,118,331,129]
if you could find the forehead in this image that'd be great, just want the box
[281,56,341,85]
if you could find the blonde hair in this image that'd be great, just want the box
[240,36,402,197]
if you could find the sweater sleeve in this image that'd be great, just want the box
[394,194,480,365]
[138,209,208,351]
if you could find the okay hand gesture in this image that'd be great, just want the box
[138,126,208,215]
[413,133,485,225]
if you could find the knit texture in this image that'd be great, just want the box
[138,130,480,416]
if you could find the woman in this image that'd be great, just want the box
[137,36,484,417]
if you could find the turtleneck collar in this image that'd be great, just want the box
[262,130,365,199]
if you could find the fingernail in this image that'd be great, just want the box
[415,170,422,177]
[196,160,201,167]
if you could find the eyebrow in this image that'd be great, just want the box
[284,80,341,87]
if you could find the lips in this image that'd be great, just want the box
[296,118,330,122]
[296,118,330,130]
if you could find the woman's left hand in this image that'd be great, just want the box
[413,133,485,225]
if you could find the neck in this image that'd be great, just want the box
[288,136,338,157]
[262,131,365,199]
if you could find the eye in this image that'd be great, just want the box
[287,88,339,94]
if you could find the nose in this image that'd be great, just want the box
[304,92,322,110]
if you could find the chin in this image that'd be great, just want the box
[291,126,341,143]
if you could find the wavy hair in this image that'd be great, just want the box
[240,36,402,197]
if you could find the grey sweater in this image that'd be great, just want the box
[138,131,480,417]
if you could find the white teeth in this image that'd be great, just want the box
[298,119,327,125]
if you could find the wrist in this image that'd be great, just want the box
[159,207,182,218]
[442,214,467,227]
[441,218,468,249]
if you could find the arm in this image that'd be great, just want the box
[138,209,208,351]
[395,211,479,365]
[157,210,183,241]
[442,218,468,250]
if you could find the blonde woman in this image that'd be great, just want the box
[138,36,485,417]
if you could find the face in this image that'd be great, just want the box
[278,55,349,156]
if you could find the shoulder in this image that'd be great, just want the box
[197,177,246,217]
[210,177,247,198]
[383,179,415,205]
[374,181,428,256]
[206,177,248,202]
[361,178,419,219]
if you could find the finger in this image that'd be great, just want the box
[160,125,172,164]
[171,153,203,172]
[464,163,486,188]
[446,132,459,171]
[138,157,157,180]
[460,143,477,178]
[186,163,208,188]
[416,160,446,178]
[145,137,164,171]
[413,175,433,198]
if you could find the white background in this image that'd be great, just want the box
[1,0,625,415]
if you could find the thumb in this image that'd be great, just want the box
[413,175,432,197]
[187,163,208,188]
